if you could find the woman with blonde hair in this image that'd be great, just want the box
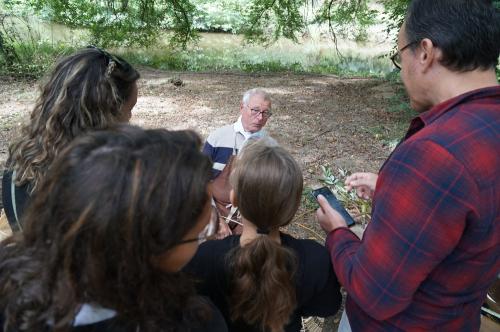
[2,47,140,231]
[186,139,342,332]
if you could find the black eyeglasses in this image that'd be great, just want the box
[177,206,220,244]
[249,107,272,119]
[390,41,417,70]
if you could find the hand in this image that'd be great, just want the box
[345,172,378,200]
[316,195,348,233]
[216,219,232,239]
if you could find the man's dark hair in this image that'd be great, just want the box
[405,0,500,71]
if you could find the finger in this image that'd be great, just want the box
[317,195,338,219]
[316,206,325,219]
[356,187,366,196]
[346,173,361,182]
[345,174,358,188]
[346,175,369,190]
[316,194,330,211]
[346,180,359,191]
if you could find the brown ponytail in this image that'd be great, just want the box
[228,139,303,332]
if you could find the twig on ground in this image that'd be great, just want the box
[305,128,333,142]
[295,222,325,242]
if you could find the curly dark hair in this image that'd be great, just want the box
[0,125,213,332]
[8,47,140,194]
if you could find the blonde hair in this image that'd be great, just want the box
[228,139,303,332]
[8,48,139,193]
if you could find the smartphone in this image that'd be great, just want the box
[311,186,356,227]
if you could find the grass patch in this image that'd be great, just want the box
[0,112,24,131]
[1,16,394,78]
[1,18,394,78]
[0,41,76,78]
[117,45,392,77]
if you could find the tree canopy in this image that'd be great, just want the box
[1,0,410,48]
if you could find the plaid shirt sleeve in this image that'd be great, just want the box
[326,138,479,321]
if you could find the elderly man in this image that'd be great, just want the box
[203,88,272,236]
[317,0,500,331]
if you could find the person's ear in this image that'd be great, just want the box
[230,189,238,207]
[418,38,438,73]
[240,102,244,114]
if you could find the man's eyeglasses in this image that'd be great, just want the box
[177,206,220,244]
[249,108,272,119]
[390,41,417,70]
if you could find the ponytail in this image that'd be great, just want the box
[228,235,297,332]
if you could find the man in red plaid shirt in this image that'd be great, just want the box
[316,0,500,331]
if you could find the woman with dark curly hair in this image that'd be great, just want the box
[0,125,227,332]
[2,47,140,231]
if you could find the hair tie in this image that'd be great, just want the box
[105,60,116,77]
[257,228,270,235]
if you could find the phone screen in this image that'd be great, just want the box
[312,186,356,227]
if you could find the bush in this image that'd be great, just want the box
[191,0,249,33]
[0,15,76,78]
[240,60,303,73]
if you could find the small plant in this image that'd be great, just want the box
[301,187,318,211]
[319,165,372,226]
[0,14,77,78]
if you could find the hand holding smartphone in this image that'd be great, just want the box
[311,186,356,227]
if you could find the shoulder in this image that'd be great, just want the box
[281,233,331,268]
[200,235,239,253]
[186,236,239,273]
[409,99,499,180]
[388,137,489,192]
[206,124,235,146]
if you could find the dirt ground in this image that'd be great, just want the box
[0,68,411,330]
[2,69,499,332]
[0,68,410,240]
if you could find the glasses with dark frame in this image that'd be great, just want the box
[177,206,220,244]
[249,107,272,119]
[390,41,417,70]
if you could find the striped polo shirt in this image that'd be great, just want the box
[202,117,265,179]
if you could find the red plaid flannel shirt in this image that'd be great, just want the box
[326,86,500,331]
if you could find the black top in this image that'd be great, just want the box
[185,233,342,332]
[0,301,228,332]
[1,169,30,232]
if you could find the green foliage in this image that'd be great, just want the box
[118,44,392,77]
[0,13,76,77]
[301,187,319,211]
[0,40,74,77]
[22,0,198,48]
[319,165,372,226]
[2,0,408,48]
[240,60,303,72]
[241,0,305,44]
[380,0,408,37]
[191,0,249,33]
[315,0,377,43]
